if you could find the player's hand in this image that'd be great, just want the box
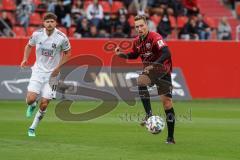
[143,65,154,74]
[114,46,121,56]
[49,76,58,91]
[50,68,60,91]
[20,59,27,69]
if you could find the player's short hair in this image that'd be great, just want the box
[43,12,57,21]
[134,15,147,23]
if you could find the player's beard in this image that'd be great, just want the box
[46,26,55,34]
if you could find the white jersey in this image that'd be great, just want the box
[28,28,71,73]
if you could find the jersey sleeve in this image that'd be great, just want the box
[153,35,168,51]
[28,32,38,46]
[61,37,71,52]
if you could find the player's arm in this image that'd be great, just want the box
[51,37,71,77]
[21,32,37,68]
[114,47,139,59]
[20,44,33,68]
[51,49,71,77]
[153,46,171,65]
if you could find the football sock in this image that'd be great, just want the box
[28,101,37,107]
[165,107,175,138]
[138,86,152,117]
[30,109,46,130]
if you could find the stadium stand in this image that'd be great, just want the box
[0,0,239,40]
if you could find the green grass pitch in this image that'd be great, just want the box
[0,99,240,160]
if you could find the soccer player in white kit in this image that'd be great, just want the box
[20,13,71,137]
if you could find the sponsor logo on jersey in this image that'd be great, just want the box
[41,48,54,57]
[146,43,151,49]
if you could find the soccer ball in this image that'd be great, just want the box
[146,116,165,134]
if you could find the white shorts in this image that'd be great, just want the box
[27,71,56,99]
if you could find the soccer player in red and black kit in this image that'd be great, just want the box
[115,15,175,144]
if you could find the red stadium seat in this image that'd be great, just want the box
[30,13,42,26]
[99,1,111,13]
[236,3,240,18]
[58,27,68,35]
[32,0,42,6]
[112,1,124,13]
[169,16,177,28]
[27,27,39,36]
[204,17,217,29]
[150,14,161,26]
[0,12,16,25]
[177,16,188,28]
[2,0,16,11]
[68,27,76,37]
[13,26,26,37]
[84,1,92,10]
[128,15,135,27]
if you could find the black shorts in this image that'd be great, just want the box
[148,72,173,98]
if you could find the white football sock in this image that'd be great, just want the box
[28,101,37,107]
[29,109,46,130]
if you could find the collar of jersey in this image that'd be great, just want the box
[43,28,56,37]
[140,31,149,42]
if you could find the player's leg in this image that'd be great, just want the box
[156,74,175,144]
[28,81,55,137]
[28,97,50,137]
[26,80,41,118]
[137,74,153,126]
[160,95,175,144]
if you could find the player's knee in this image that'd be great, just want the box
[39,100,49,111]
[138,86,150,99]
[162,98,173,109]
[137,75,151,87]
[26,95,36,105]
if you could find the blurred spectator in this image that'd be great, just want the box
[99,13,113,35]
[86,0,104,27]
[114,14,131,37]
[98,29,110,38]
[179,18,199,40]
[146,14,157,32]
[74,17,90,38]
[217,17,232,40]
[118,7,128,16]
[108,0,113,6]
[196,14,211,40]
[0,12,13,37]
[54,0,72,28]
[16,0,23,6]
[36,0,48,12]
[168,0,185,17]
[87,25,100,38]
[183,0,199,16]
[71,0,86,24]
[48,0,57,13]
[152,0,169,8]
[122,0,134,8]
[129,0,148,15]
[147,0,156,7]
[16,0,33,32]
[62,0,72,28]
[54,0,66,24]
[112,25,128,38]
[157,10,172,39]
[222,0,240,10]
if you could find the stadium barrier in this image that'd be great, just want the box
[0,38,239,99]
